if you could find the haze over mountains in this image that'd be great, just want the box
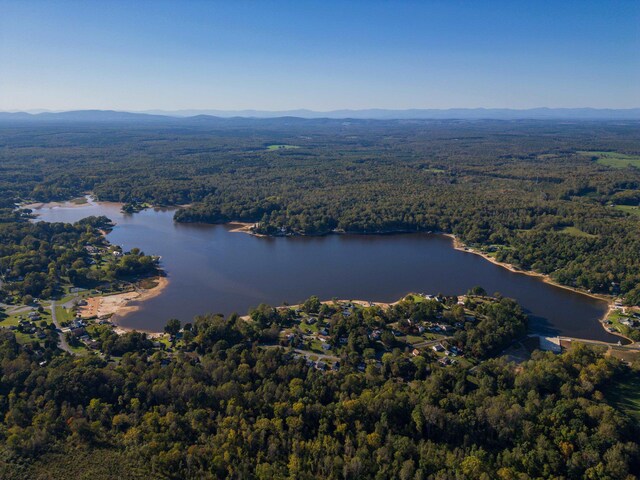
[1,107,640,123]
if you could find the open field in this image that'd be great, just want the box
[614,205,640,217]
[559,226,598,238]
[266,144,300,150]
[579,150,640,169]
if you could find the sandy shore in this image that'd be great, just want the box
[79,276,169,326]
[23,197,90,210]
[227,222,268,237]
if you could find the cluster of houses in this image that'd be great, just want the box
[11,310,50,340]
[429,343,462,366]
[277,298,474,372]
[85,243,125,259]
[605,304,640,333]
[84,245,101,255]
[62,317,100,349]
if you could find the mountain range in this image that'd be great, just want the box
[1,107,639,122]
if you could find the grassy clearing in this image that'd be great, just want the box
[69,343,88,355]
[0,313,22,327]
[406,294,427,303]
[559,226,598,238]
[614,205,640,217]
[607,373,640,421]
[55,305,74,323]
[578,151,640,169]
[266,144,300,151]
[402,334,422,343]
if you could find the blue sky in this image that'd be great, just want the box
[0,0,638,111]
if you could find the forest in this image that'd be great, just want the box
[1,118,639,305]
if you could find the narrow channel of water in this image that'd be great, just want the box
[30,199,616,342]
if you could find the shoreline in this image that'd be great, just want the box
[440,233,630,342]
[441,234,612,303]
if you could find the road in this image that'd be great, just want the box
[49,300,73,354]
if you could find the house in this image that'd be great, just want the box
[70,327,86,337]
[322,343,332,351]
[85,245,99,255]
[411,348,420,357]
[71,319,85,329]
[432,344,445,352]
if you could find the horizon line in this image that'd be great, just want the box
[3,106,640,114]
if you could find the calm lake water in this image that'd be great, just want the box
[31,199,616,342]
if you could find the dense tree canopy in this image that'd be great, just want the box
[0,317,637,479]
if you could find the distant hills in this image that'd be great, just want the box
[141,107,640,120]
[1,107,639,123]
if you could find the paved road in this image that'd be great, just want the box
[49,301,73,354]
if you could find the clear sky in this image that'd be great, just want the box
[1,0,638,111]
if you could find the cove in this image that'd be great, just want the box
[30,199,616,342]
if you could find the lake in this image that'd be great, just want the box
[30,199,617,342]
